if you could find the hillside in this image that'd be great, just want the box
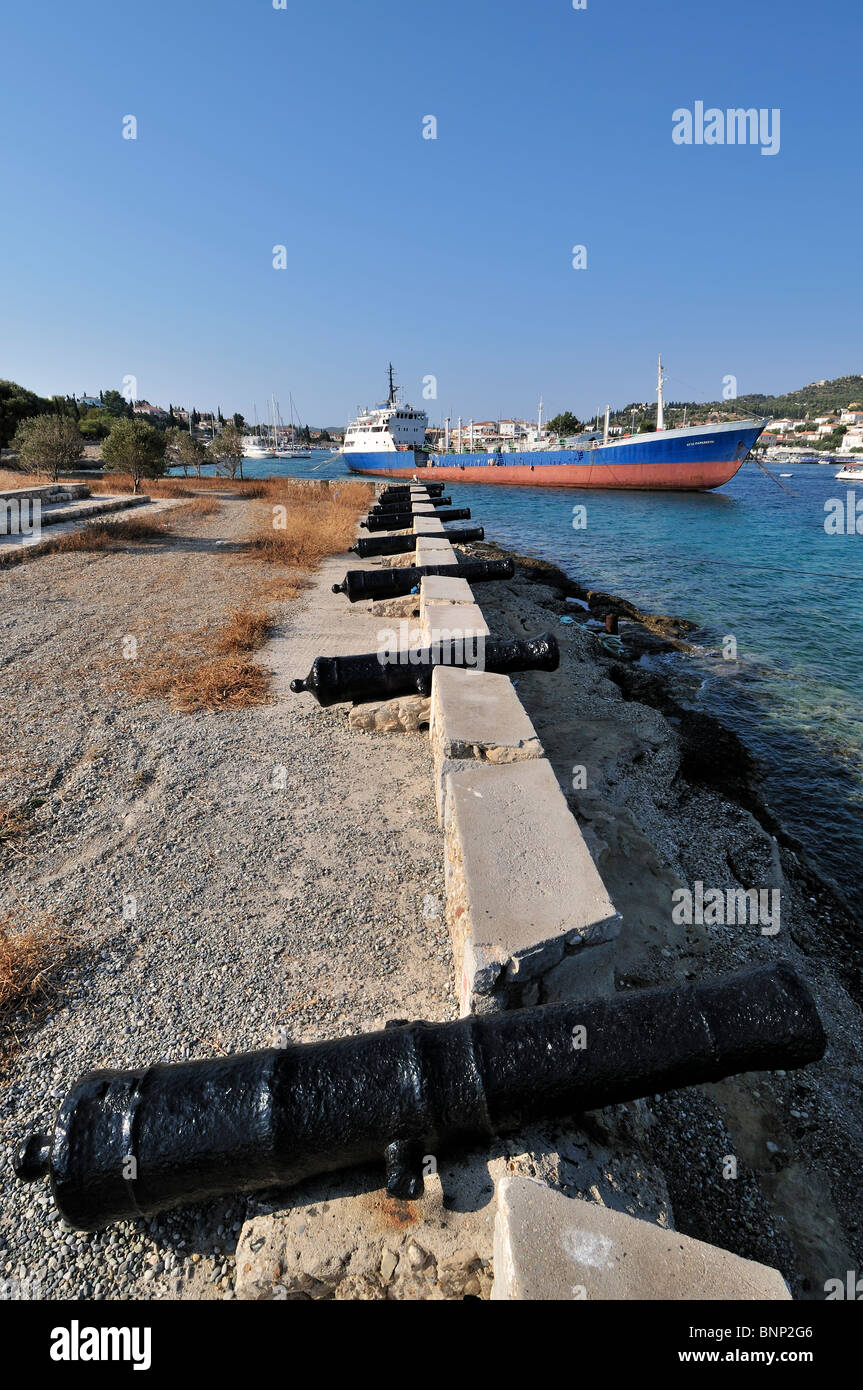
[611,373,863,431]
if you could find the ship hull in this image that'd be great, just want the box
[343,421,768,490]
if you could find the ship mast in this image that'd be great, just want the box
[387,363,396,407]
[656,354,667,432]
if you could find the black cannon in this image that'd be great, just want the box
[290,632,559,705]
[332,557,513,604]
[379,483,446,498]
[361,507,470,532]
[369,503,450,519]
[13,964,825,1230]
[349,527,484,559]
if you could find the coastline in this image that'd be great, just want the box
[466,535,862,1293]
[0,486,859,1299]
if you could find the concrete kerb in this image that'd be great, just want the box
[492,1177,792,1301]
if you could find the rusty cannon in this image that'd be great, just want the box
[290,632,559,705]
[361,507,471,531]
[349,527,485,559]
[13,964,825,1229]
[332,556,513,604]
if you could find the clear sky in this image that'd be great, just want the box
[1,0,860,427]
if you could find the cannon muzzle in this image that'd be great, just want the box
[290,631,558,705]
[14,964,825,1230]
[361,507,471,531]
[332,557,513,603]
[349,527,484,558]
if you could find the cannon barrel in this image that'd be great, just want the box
[332,557,513,604]
[379,483,445,497]
[349,527,484,558]
[361,507,470,531]
[370,496,452,513]
[14,964,825,1230]
[290,632,559,705]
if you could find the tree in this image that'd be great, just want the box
[547,410,582,437]
[166,426,207,477]
[0,379,55,448]
[208,421,245,479]
[102,418,167,493]
[12,413,84,481]
[232,412,245,431]
[100,389,131,419]
[191,408,201,428]
[78,411,110,441]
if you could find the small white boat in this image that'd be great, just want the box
[243,437,276,459]
[835,462,863,480]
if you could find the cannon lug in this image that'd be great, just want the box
[384,1139,426,1201]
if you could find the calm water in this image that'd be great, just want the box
[183,453,863,901]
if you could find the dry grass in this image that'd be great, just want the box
[177,497,222,518]
[134,604,274,711]
[214,607,271,654]
[43,515,170,555]
[246,480,373,569]
[136,651,271,712]
[0,912,72,1056]
[0,801,30,844]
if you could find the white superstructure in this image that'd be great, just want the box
[342,365,428,456]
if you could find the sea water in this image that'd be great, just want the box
[181,454,863,904]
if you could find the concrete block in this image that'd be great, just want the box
[419,575,476,613]
[441,761,617,1011]
[412,503,435,514]
[429,667,543,820]
[416,538,458,567]
[491,1178,792,1301]
[443,759,619,1013]
[422,601,489,646]
[413,517,445,535]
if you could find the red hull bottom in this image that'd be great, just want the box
[347,460,745,490]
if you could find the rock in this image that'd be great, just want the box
[348,695,431,734]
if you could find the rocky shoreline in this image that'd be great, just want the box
[465,537,862,1297]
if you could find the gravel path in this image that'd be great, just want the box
[0,496,452,1300]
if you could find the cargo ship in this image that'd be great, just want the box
[342,362,769,490]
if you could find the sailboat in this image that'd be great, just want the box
[243,401,276,458]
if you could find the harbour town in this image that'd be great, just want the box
[1,0,861,1357]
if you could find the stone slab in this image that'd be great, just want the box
[413,517,445,535]
[443,758,619,1013]
[422,601,489,648]
[491,1177,792,1301]
[429,667,544,821]
[415,538,458,567]
[419,575,475,611]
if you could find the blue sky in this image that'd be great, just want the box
[1,0,860,426]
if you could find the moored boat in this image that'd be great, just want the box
[342,360,768,491]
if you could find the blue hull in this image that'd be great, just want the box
[342,421,768,490]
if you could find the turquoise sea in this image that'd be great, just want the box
[181,453,863,904]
